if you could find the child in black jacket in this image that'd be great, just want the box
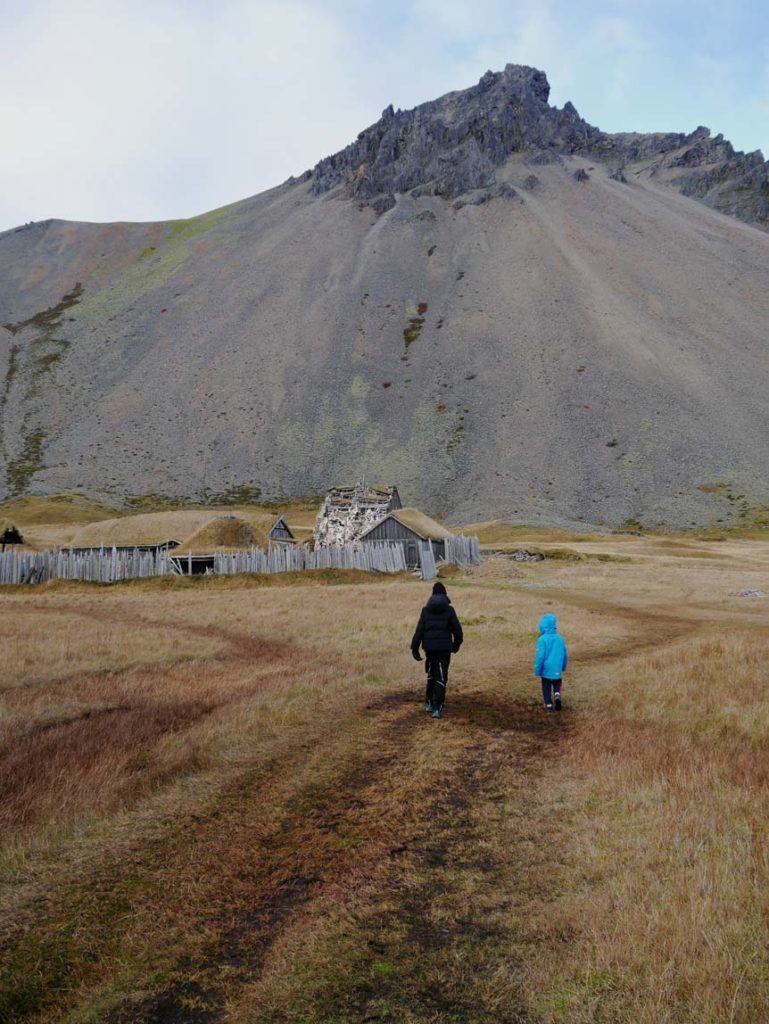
[411,582,463,718]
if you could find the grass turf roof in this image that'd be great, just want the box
[69,510,216,547]
[175,515,270,553]
[361,507,453,541]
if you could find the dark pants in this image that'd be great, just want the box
[541,677,562,708]
[425,652,451,709]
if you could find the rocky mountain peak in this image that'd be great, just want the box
[304,63,768,232]
[308,64,599,203]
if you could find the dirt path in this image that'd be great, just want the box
[1,596,702,1022]
[103,603,691,1022]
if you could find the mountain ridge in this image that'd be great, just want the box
[301,64,768,231]
[1,65,769,528]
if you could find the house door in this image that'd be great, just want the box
[406,542,419,567]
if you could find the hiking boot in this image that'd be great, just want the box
[425,702,433,713]
[554,693,562,711]
[545,704,554,713]
[431,707,442,718]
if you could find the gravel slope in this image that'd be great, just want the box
[1,151,768,527]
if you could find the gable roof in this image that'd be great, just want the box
[269,516,296,539]
[359,507,452,542]
[0,518,23,543]
[175,515,270,553]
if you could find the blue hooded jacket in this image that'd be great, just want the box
[534,613,568,679]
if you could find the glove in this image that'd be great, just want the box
[452,642,462,653]
[412,649,423,661]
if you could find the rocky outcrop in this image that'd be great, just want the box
[606,126,769,227]
[674,150,769,225]
[305,65,768,231]
[452,182,518,210]
[309,65,600,203]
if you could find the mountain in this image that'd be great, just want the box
[2,64,769,528]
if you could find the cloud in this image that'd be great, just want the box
[0,0,766,232]
[0,0,375,228]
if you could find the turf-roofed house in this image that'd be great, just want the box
[268,516,297,545]
[359,508,453,569]
[0,519,23,551]
[171,514,300,571]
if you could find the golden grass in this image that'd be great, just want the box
[0,492,123,526]
[2,541,769,1022]
[522,631,769,1024]
[459,518,599,544]
[0,604,225,692]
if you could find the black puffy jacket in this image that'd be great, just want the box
[411,594,463,654]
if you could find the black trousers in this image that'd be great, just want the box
[541,677,562,707]
[425,652,451,708]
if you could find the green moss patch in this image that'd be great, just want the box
[2,283,83,337]
[0,343,20,412]
[6,428,46,496]
[0,284,83,462]
[403,302,428,348]
[447,414,465,453]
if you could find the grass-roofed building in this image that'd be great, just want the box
[169,515,270,573]
[359,508,452,568]
[68,510,213,552]
[0,518,23,551]
[174,515,269,554]
[268,517,297,545]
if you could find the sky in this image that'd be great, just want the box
[1,0,767,231]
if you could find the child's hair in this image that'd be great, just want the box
[432,581,447,596]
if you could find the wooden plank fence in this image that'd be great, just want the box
[0,547,180,585]
[420,542,437,580]
[0,535,480,586]
[213,541,408,576]
[444,535,481,565]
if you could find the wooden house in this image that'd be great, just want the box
[0,519,23,551]
[268,517,296,545]
[167,516,264,575]
[358,508,452,568]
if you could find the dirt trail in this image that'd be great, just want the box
[1,598,705,1022]
[8,600,302,680]
[95,697,564,1023]
[101,603,692,1022]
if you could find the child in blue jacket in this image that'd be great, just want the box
[534,613,568,712]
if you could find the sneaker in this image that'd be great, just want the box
[545,704,554,713]
[431,707,442,718]
[425,702,433,713]
[554,693,562,711]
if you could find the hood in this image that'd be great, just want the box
[426,594,451,612]
[538,613,557,634]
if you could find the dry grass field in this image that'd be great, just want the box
[2,530,769,1022]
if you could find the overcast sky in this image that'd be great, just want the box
[1,0,767,232]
